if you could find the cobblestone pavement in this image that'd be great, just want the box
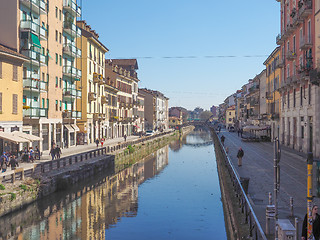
[218,128,319,235]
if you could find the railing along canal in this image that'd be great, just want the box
[212,128,267,240]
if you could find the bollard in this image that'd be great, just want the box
[290,197,294,217]
[295,218,299,240]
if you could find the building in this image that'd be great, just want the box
[276,0,319,155]
[263,47,282,140]
[210,105,217,118]
[0,0,82,151]
[76,20,108,144]
[225,105,236,129]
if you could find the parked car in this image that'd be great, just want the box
[145,130,154,136]
[229,126,235,132]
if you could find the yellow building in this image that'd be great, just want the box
[225,105,235,129]
[263,47,282,139]
[76,21,109,144]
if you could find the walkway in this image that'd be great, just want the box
[219,128,318,235]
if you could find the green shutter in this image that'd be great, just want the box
[30,33,41,49]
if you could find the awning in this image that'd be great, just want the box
[12,131,42,142]
[0,132,29,144]
[71,124,80,132]
[64,124,75,132]
[30,33,41,49]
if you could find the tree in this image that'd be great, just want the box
[199,111,212,121]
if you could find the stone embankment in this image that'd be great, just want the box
[0,127,194,218]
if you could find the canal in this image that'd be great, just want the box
[1,130,227,239]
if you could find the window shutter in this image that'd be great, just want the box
[0,61,2,79]
[13,94,18,114]
[13,65,18,81]
[0,92,2,112]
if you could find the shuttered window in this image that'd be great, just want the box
[12,94,18,114]
[0,61,2,79]
[0,92,2,112]
[13,65,18,81]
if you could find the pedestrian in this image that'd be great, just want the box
[49,146,56,161]
[302,205,320,240]
[101,138,104,147]
[124,134,127,142]
[55,145,62,159]
[240,128,243,138]
[35,146,40,160]
[95,138,99,147]
[9,155,19,171]
[220,135,225,146]
[1,160,7,173]
[29,147,34,162]
[237,147,244,167]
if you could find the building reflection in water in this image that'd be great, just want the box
[12,145,169,240]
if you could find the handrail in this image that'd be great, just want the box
[211,128,267,240]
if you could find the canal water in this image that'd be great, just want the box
[1,130,227,240]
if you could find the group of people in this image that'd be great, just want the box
[49,144,62,161]
[0,152,19,173]
[20,146,40,163]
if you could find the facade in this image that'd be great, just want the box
[264,47,282,139]
[225,106,236,129]
[136,93,145,133]
[276,0,319,155]
[76,20,108,144]
[0,0,82,151]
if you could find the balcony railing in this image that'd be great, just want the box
[63,43,81,57]
[20,0,47,14]
[286,50,297,60]
[298,0,312,19]
[20,20,46,40]
[23,107,48,118]
[63,65,81,79]
[276,33,284,45]
[21,49,46,66]
[23,78,47,92]
[88,92,97,101]
[63,0,81,17]
[93,73,104,84]
[72,111,82,119]
[63,22,81,37]
[300,34,313,50]
[63,88,81,98]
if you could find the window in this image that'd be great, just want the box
[293,35,296,53]
[55,30,58,41]
[42,98,45,108]
[228,118,232,122]
[55,77,58,87]
[89,61,92,74]
[59,9,62,20]
[47,74,49,83]
[287,92,290,108]
[47,99,49,109]
[59,101,62,111]
[59,55,62,66]
[293,89,296,107]
[12,94,18,114]
[55,100,58,111]
[59,32,61,43]
[13,65,18,81]
[229,112,231,115]
[22,11,27,21]
[0,61,2,78]
[300,87,303,106]
[55,7,58,18]
[301,126,304,139]
[59,78,62,88]
[55,53,58,64]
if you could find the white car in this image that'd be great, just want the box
[145,130,154,136]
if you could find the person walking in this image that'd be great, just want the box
[302,205,320,240]
[237,147,244,167]
[124,134,127,142]
[100,138,104,147]
[49,146,56,161]
[220,135,225,146]
[56,145,62,159]
[9,155,19,171]
[95,138,99,147]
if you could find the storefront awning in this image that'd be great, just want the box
[0,132,29,144]
[71,124,80,132]
[12,131,42,142]
[64,124,75,132]
[30,33,41,49]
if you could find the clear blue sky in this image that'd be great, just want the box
[80,0,280,111]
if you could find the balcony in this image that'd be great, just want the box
[20,20,47,41]
[62,88,81,99]
[62,111,72,118]
[298,0,312,19]
[21,49,46,66]
[23,107,48,118]
[88,92,97,101]
[286,50,297,61]
[300,34,313,50]
[276,58,284,68]
[93,113,99,120]
[63,22,81,37]
[72,111,82,119]
[101,96,108,104]
[276,33,284,45]
[63,65,81,79]
[266,92,273,100]
[20,0,47,15]
[63,43,81,57]
[93,73,104,85]
[63,0,81,17]
[23,78,47,92]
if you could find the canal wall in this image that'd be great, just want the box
[0,128,193,219]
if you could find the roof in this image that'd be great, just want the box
[110,59,138,70]
[0,44,28,61]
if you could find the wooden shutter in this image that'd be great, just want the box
[13,65,18,81]
[12,94,17,114]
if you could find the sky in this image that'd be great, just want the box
[80,0,280,111]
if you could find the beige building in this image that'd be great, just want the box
[226,105,236,129]
[0,0,82,151]
[76,21,108,144]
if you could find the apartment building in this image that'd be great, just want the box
[76,20,108,144]
[276,0,319,155]
[264,47,282,139]
[226,105,236,129]
[0,0,82,151]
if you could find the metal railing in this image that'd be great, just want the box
[212,128,267,240]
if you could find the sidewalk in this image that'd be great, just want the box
[219,128,318,235]
[1,135,140,179]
